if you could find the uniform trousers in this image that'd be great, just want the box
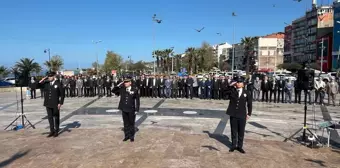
[230,116,246,149]
[122,111,136,138]
[46,107,60,133]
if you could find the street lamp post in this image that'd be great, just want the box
[152,14,162,75]
[44,48,51,71]
[92,40,102,76]
[320,38,324,73]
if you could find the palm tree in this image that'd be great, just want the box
[185,47,196,75]
[241,36,257,74]
[153,50,162,73]
[163,48,173,74]
[0,65,9,77]
[174,54,182,73]
[14,58,41,86]
[44,55,64,72]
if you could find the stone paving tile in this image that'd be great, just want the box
[0,128,339,168]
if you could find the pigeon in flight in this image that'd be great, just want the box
[216,33,222,36]
[294,0,302,2]
[155,19,162,23]
[150,121,158,125]
[273,4,276,7]
[195,27,205,32]
[232,12,237,16]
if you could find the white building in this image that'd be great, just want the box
[256,33,284,72]
[213,42,232,65]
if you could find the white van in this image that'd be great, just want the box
[4,77,15,84]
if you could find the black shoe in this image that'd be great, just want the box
[237,148,245,154]
[130,138,134,142]
[229,147,236,152]
[47,132,54,137]
[53,132,59,137]
[123,137,129,141]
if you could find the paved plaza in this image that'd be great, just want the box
[0,91,339,167]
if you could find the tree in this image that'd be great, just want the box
[241,36,258,75]
[103,51,123,74]
[185,47,196,74]
[0,66,10,78]
[152,50,162,73]
[131,61,148,73]
[277,63,302,73]
[162,48,173,74]
[14,58,41,86]
[174,54,182,73]
[197,42,216,72]
[44,55,64,72]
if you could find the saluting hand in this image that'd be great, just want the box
[246,115,250,120]
[58,104,62,110]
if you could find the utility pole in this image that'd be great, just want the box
[92,40,102,76]
[320,38,324,73]
[337,45,340,70]
[231,12,236,76]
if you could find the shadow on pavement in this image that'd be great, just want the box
[203,130,231,149]
[304,159,326,167]
[59,121,81,135]
[0,149,31,167]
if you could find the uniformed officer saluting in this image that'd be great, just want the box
[112,77,140,142]
[226,77,252,153]
[39,72,65,137]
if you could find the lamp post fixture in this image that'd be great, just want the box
[231,12,237,77]
[152,14,162,75]
[92,40,102,76]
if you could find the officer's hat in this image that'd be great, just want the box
[124,76,132,83]
[233,76,244,83]
[47,71,56,77]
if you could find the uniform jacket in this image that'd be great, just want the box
[43,80,65,108]
[226,87,252,119]
[112,86,140,113]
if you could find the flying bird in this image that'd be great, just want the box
[232,12,237,16]
[194,27,205,32]
[150,121,158,125]
[294,0,302,2]
[155,19,162,23]
[216,33,222,36]
[273,4,276,7]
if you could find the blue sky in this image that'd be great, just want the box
[0,0,326,69]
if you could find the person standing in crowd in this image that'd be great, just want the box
[186,76,194,99]
[97,76,104,97]
[111,77,140,142]
[93,77,97,97]
[69,76,76,97]
[205,77,212,99]
[269,77,277,103]
[182,76,188,98]
[245,75,254,100]
[220,76,227,100]
[314,78,321,104]
[226,77,252,154]
[28,76,37,99]
[294,79,301,104]
[193,76,199,98]
[138,76,144,97]
[199,77,206,99]
[62,76,70,98]
[39,79,45,99]
[212,76,219,100]
[151,75,158,98]
[39,72,65,137]
[84,77,89,97]
[172,76,178,99]
[89,77,94,97]
[76,76,83,97]
[105,76,113,97]
[261,76,269,102]
[326,77,338,106]
[164,76,172,98]
[178,76,184,98]
[284,79,293,103]
[157,76,165,98]
[277,76,285,103]
[253,77,261,101]
[318,77,326,105]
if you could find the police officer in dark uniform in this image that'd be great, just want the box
[39,72,65,137]
[226,77,252,153]
[111,77,140,142]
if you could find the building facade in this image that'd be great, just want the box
[333,1,340,70]
[256,33,284,72]
[283,25,293,63]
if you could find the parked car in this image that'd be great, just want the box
[0,80,13,87]
[3,77,15,85]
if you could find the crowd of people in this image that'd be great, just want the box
[27,73,340,106]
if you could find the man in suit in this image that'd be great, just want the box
[158,76,165,98]
[226,77,252,154]
[172,76,178,99]
[164,76,172,98]
[205,77,212,99]
[294,80,301,104]
[198,78,205,99]
[97,76,104,97]
[277,77,285,103]
[178,76,185,98]
[69,76,76,97]
[111,77,140,142]
[151,76,158,98]
[186,76,194,99]
[62,76,70,97]
[246,75,254,99]
[105,76,113,97]
[76,76,83,97]
[39,72,65,137]
[261,76,269,102]
[28,76,38,99]
[326,77,339,106]
[269,77,277,103]
[212,77,220,99]
[253,77,261,101]
[219,76,227,100]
